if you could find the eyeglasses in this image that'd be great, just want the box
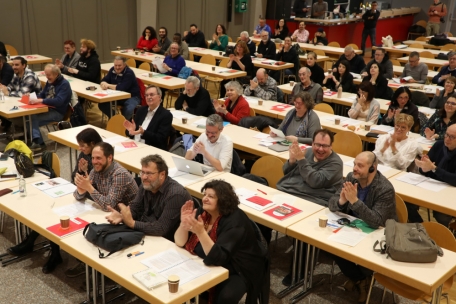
[313,143,331,149]
[445,101,456,106]
[206,130,220,135]
[394,125,408,131]
[445,133,456,140]
[139,170,158,177]
[298,73,306,76]
[145,93,158,98]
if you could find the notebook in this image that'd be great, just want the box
[132,269,167,290]
[172,156,214,176]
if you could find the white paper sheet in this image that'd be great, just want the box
[327,226,368,247]
[32,177,70,191]
[170,110,197,120]
[416,137,436,145]
[152,57,168,73]
[192,117,207,126]
[173,173,205,187]
[141,249,189,272]
[418,107,436,116]
[416,178,448,192]
[253,133,269,139]
[269,126,286,139]
[395,172,429,185]
[52,200,96,217]
[44,183,77,198]
[29,92,38,101]
[370,125,394,133]
[350,72,361,79]
[168,167,189,178]
[159,259,210,285]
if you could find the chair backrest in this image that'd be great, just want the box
[251,156,284,189]
[422,222,456,251]
[416,20,427,28]
[444,32,453,37]
[138,62,151,71]
[395,193,408,223]
[277,87,284,103]
[314,49,326,56]
[391,59,402,66]
[408,43,424,49]
[51,153,61,178]
[332,131,362,158]
[228,36,233,42]
[106,114,127,136]
[440,44,456,51]
[346,43,359,50]
[314,103,334,114]
[218,57,229,68]
[62,104,73,121]
[250,108,256,117]
[328,41,340,48]
[5,44,18,56]
[419,51,434,58]
[126,58,136,68]
[205,40,209,48]
[415,36,427,42]
[200,54,216,66]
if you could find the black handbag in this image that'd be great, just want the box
[83,223,145,258]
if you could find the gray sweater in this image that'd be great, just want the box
[59,52,81,75]
[278,109,321,144]
[277,150,343,206]
[401,62,428,84]
[328,171,397,228]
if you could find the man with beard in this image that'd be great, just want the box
[165,33,189,60]
[244,68,278,101]
[256,31,276,59]
[174,76,214,116]
[183,24,206,48]
[153,27,172,55]
[328,151,396,303]
[106,154,192,241]
[67,39,101,83]
[290,67,323,103]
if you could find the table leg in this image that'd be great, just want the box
[28,115,33,144]
[276,238,304,298]
[85,264,90,303]
[430,285,443,304]
[101,273,106,304]
[69,147,73,171]
[92,268,98,304]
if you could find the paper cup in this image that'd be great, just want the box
[319,216,328,228]
[335,118,340,125]
[182,117,188,124]
[60,216,70,230]
[149,72,153,77]
[135,51,139,55]
[290,81,295,86]
[219,51,222,55]
[211,66,216,71]
[116,46,120,50]
[365,124,371,131]
[258,100,264,106]
[168,275,180,293]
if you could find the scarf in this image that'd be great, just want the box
[281,109,310,138]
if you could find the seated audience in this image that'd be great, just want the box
[256,31,276,59]
[414,124,456,226]
[107,154,192,241]
[348,81,380,124]
[175,180,268,303]
[136,26,158,52]
[421,93,456,140]
[209,24,228,51]
[165,33,189,60]
[99,56,140,120]
[55,40,81,75]
[401,51,428,84]
[323,59,354,92]
[253,17,272,37]
[312,28,328,45]
[273,19,289,40]
[271,91,321,144]
[71,128,103,182]
[329,151,397,303]
[185,114,233,172]
[220,41,253,97]
[361,48,393,79]
[153,27,172,55]
[381,87,419,130]
[67,39,101,83]
[333,45,366,74]
[430,76,456,109]
[239,31,256,56]
[154,42,185,77]
[306,51,324,85]
[290,67,323,104]
[183,24,207,48]
[174,76,214,116]
[291,22,309,43]
[244,68,278,101]
[215,81,250,125]
[274,37,298,82]
[432,51,456,87]
[124,85,172,150]
[362,62,390,100]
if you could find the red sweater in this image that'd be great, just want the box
[136,36,158,51]
[218,95,250,125]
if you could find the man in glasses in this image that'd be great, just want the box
[290,67,323,104]
[401,51,428,84]
[329,151,396,302]
[256,31,276,59]
[415,123,456,226]
[106,154,191,241]
[333,45,366,74]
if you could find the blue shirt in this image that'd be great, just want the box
[254,24,272,38]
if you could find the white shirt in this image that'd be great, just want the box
[373,134,423,171]
[189,133,233,172]
[134,108,156,143]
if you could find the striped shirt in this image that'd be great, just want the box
[7,68,42,97]
[131,177,191,240]
[73,161,138,211]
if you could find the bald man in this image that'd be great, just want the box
[244,68,277,101]
[328,151,397,302]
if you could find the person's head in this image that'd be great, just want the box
[283,36,292,49]
[312,129,334,161]
[444,124,456,151]
[392,86,412,108]
[444,76,456,93]
[298,67,311,84]
[224,80,243,100]
[205,114,224,143]
[440,93,456,120]
[292,91,314,116]
[140,154,168,192]
[338,60,350,75]
[256,68,268,85]
[393,114,414,140]
[358,81,376,102]
[113,56,127,74]
[172,33,182,44]
[190,24,198,35]
[240,31,250,42]
[235,40,249,55]
[158,27,167,39]
[369,61,382,77]
[261,30,269,43]
[278,19,285,28]
[200,180,239,216]
[76,127,103,155]
[306,51,317,66]
[144,85,162,110]
[299,22,306,31]
[371,1,378,9]
[91,143,114,172]
[409,51,420,67]
[142,26,157,40]
[344,45,355,60]
[12,57,27,76]
[316,28,324,37]
[374,48,386,63]
[185,76,200,97]
[43,64,61,84]
[169,42,180,57]
[63,40,76,56]
[353,151,378,181]
[80,39,96,57]
[215,24,226,36]
[448,51,456,69]
[259,17,266,27]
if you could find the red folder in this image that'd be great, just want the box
[46,217,89,237]
[263,204,302,220]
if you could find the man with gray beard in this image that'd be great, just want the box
[174,76,214,116]
[106,154,192,241]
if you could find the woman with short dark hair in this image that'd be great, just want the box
[348,81,381,124]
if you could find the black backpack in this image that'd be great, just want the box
[430,34,454,46]
[70,102,87,127]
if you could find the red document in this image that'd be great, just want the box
[46,217,89,237]
[264,204,302,220]
[246,196,272,206]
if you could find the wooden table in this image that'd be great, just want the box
[397,56,447,70]
[373,46,442,59]
[352,78,441,97]
[8,54,53,67]
[402,40,443,50]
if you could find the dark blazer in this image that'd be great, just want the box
[126,105,173,150]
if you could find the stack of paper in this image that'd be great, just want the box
[32,178,77,198]
[396,172,448,192]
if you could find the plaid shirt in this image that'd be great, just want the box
[74,161,138,211]
[7,68,41,97]
[244,75,278,101]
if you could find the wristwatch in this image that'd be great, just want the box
[431,166,437,173]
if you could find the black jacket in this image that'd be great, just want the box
[184,31,206,48]
[73,50,101,83]
[0,62,14,85]
[0,41,6,57]
[126,105,173,150]
[293,0,309,17]
[257,40,276,60]
[174,86,215,117]
[421,140,456,186]
[362,9,380,29]
[334,54,366,74]
[308,64,325,85]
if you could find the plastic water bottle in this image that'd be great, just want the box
[6,50,10,61]
[19,175,26,197]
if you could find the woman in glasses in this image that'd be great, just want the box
[421,93,456,141]
[429,76,456,109]
[381,87,419,131]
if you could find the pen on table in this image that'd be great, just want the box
[257,189,267,195]
[50,201,55,208]
[127,251,140,258]
[101,135,106,139]
[12,190,20,194]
